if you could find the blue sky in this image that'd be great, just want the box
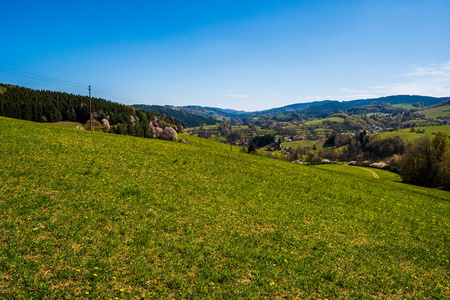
[1,0,449,111]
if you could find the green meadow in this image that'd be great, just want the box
[305,117,345,126]
[310,164,402,182]
[0,117,449,299]
[392,104,416,110]
[421,105,450,120]
[49,121,84,129]
[377,125,450,142]
[281,140,320,149]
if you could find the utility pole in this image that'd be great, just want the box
[230,122,232,151]
[89,85,92,131]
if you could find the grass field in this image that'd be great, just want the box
[281,139,321,149]
[310,164,402,182]
[305,117,345,126]
[421,105,450,120]
[1,117,449,299]
[49,121,84,129]
[377,125,450,142]
[178,133,241,152]
[392,104,415,110]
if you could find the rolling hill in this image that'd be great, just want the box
[421,105,450,120]
[173,95,450,119]
[1,116,449,298]
[376,125,450,142]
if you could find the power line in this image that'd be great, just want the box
[0,67,142,105]
[0,67,87,89]
[91,87,138,105]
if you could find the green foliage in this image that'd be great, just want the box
[438,150,450,189]
[252,133,275,148]
[85,119,104,132]
[398,132,450,189]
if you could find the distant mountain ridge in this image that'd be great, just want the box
[172,105,247,119]
[252,100,335,116]
[171,95,450,119]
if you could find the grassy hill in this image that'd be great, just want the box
[392,103,416,110]
[421,105,450,120]
[304,117,345,126]
[1,117,449,299]
[310,164,402,182]
[376,125,450,142]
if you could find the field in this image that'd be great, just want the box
[1,117,449,299]
[281,139,321,149]
[49,121,84,129]
[392,104,416,110]
[178,133,241,152]
[376,125,450,142]
[366,112,389,117]
[421,105,450,120]
[305,117,345,126]
[310,164,402,182]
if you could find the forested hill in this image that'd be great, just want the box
[252,95,450,118]
[133,104,217,128]
[0,83,182,131]
[300,95,450,118]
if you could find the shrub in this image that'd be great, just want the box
[248,144,256,154]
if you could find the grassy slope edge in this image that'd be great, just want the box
[0,117,449,299]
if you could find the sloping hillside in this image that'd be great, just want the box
[0,117,449,299]
[421,105,450,120]
[133,104,218,128]
[376,125,450,142]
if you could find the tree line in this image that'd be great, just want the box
[312,130,450,190]
[133,104,217,128]
[398,132,450,189]
[0,83,183,137]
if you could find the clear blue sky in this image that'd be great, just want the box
[1,0,449,111]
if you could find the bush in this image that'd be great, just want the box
[85,119,104,132]
[248,144,256,153]
[398,132,450,189]
[437,150,450,189]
